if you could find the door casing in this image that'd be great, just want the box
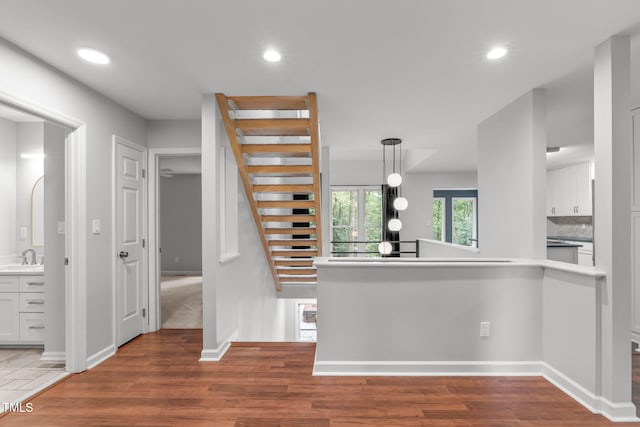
[147,147,201,332]
[0,91,87,373]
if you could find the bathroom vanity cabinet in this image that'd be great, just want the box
[0,274,45,344]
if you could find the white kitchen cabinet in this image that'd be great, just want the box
[546,169,557,216]
[563,240,594,266]
[547,162,593,216]
[0,274,45,344]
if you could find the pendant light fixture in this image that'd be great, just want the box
[379,138,408,256]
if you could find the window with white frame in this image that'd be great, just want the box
[331,186,382,256]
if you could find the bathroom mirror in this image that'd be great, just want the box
[31,175,44,247]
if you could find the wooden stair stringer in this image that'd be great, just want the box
[215,93,282,291]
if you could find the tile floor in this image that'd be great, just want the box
[0,348,67,409]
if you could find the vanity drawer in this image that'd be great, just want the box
[0,276,20,292]
[20,312,45,342]
[19,292,45,312]
[20,275,45,292]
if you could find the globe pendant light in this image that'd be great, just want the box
[387,172,402,187]
[381,137,408,256]
[393,196,408,211]
[378,241,393,255]
[388,218,402,231]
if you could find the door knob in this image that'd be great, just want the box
[119,251,129,259]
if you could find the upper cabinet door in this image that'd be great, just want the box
[546,169,557,216]
[573,162,592,215]
[547,162,593,217]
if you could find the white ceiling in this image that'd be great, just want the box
[1,1,640,171]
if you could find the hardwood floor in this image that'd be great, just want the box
[0,329,635,426]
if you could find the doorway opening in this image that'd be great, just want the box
[149,150,202,330]
[0,99,83,403]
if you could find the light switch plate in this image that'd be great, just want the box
[57,221,65,234]
[19,227,28,239]
[92,219,101,235]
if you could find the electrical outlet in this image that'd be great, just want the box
[174,256,180,263]
[480,321,490,337]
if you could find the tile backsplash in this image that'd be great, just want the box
[547,216,593,239]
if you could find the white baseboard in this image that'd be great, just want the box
[40,351,66,362]
[312,360,543,376]
[86,344,115,370]
[542,362,639,422]
[161,270,202,276]
[199,330,237,362]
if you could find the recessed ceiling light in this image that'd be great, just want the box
[486,46,508,60]
[77,47,110,65]
[263,50,281,62]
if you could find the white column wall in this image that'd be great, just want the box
[593,35,633,413]
[43,122,67,358]
[477,89,547,259]
[632,109,640,339]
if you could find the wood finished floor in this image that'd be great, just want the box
[0,329,636,426]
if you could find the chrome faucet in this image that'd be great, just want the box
[21,249,37,265]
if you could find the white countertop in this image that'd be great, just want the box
[314,257,605,278]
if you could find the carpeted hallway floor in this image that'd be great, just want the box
[160,275,202,329]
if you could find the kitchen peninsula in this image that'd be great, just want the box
[313,256,613,417]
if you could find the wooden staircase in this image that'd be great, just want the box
[216,93,322,292]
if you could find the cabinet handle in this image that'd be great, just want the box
[26,282,44,286]
[26,300,45,305]
[28,325,45,330]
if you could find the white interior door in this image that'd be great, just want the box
[115,138,146,346]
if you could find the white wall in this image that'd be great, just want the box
[402,171,477,241]
[0,38,147,361]
[477,89,547,259]
[43,122,67,357]
[160,174,202,274]
[220,186,286,342]
[315,260,543,369]
[15,122,44,257]
[0,117,16,263]
[147,119,200,149]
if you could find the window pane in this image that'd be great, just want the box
[332,191,358,227]
[453,199,474,246]
[433,199,443,241]
[364,190,382,228]
[364,226,382,256]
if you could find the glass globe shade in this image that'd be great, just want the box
[378,241,392,255]
[393,197,408,211]
[388,218,402,231]
[386,173,402,187]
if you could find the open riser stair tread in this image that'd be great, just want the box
[227,96,309,110]
[216,92,322,291]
